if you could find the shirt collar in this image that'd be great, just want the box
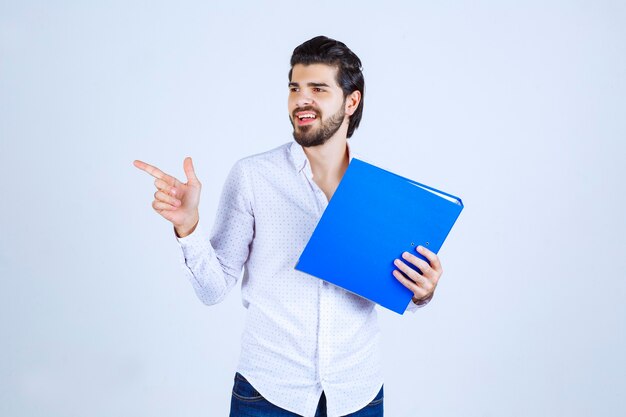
[289,140,356,174]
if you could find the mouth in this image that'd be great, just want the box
[294,111,318,126]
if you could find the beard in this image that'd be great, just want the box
[290,102,346,148]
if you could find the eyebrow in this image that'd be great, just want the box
[288,82,331,88]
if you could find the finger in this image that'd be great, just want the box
[183,157,199,183]
[394,258,438,293]
[154,190,181,207]
[152,200,179,211]
[133,160,179,186]
[154,178,177,196]
[401,251,433,277]
[393,258,427,286]
[417,245,442,272]
[393,270,428,299]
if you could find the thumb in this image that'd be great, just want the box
[183,157,199,184]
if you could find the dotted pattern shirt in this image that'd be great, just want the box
[176,141,428,417]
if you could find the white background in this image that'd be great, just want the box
[1,1,625,416]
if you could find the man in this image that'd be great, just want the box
[134,36,442,417]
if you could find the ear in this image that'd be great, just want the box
[344,90,361,116]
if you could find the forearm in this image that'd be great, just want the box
[176,220,238,305]
[176,159,254,306]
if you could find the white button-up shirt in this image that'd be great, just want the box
[176,141,426,417]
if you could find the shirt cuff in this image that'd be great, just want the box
[174,219,210,259]
[175,218,224,276]
[172,218,233,306]
[404,293,433,313]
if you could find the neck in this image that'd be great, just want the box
[302,134,349,183]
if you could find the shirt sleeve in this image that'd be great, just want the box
[175,160,255,305]
[404,293,434,314]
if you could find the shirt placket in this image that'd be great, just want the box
[302,166,332,389]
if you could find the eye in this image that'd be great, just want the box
[289,87,299,92]
[312,87,324,92]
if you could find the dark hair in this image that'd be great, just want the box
[289,36,365,138]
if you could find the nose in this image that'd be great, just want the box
[294,90,313,108]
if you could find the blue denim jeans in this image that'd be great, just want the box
[229,372,383,417]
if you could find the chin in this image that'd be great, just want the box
[293,130,330,148]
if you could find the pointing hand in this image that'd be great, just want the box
[133,157,201,237]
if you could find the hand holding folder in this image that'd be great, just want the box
[295,158,464,314]
[393,242,443,305]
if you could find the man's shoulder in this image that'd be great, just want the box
[234,141,294,171]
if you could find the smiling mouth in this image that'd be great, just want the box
[295,111,318,126]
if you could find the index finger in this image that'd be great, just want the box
[133,160,178,185]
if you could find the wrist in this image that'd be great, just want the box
[175,216,199,238]
[412,293,433,305]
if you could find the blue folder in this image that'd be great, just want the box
[295,158,464,314]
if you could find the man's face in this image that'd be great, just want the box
[288,63,347,147]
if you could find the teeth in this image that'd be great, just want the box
[298,114,316,119]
